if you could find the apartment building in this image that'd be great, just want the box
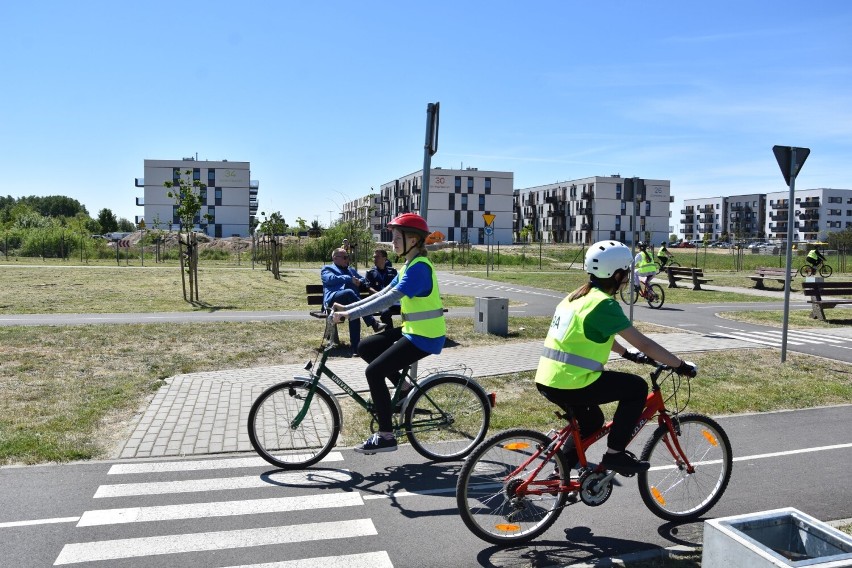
[366,168,514,244]
[766,188,852,241]
[135,158,259,237]
[515,176,673,246]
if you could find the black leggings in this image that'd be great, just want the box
[357,327,430,432]
[536,370,648,453]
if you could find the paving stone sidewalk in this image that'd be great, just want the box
[115,332,754,459]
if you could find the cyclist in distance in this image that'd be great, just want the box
[535,240,696,475]
[633,241,657,295]
[806,245,826,270]
[332,213,446,454]
[657,241,671,269]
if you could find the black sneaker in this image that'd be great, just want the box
[372,321,387,333]
[601,450,649,475]
[353,433,397,454]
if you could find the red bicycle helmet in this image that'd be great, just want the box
[388,213,430,236]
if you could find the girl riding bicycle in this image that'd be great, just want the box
[632,241,657,295]
[332,213,446,454]
[535,240,696,475]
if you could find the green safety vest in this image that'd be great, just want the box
[807,250,819,261]
[657,246,669,258]
[399,256,446,339]
[535,287,615,390]
[637,251,657,274]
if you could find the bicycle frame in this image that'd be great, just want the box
[509,366,690,498]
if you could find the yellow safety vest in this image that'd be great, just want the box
[535,287,615,390]
[807,250,819,261]
[637,251,656,274]
[657,246,669,259]
[399,256,446,339]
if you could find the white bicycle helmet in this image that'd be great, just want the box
[584,240,633,278]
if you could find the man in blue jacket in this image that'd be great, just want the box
[322,248,385,354]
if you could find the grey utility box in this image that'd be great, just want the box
[703,508,852,568]
[474,297,508,336]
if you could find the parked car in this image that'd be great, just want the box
[677,241,696,248]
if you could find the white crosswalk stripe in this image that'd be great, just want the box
[54,519,378,565]
[712,328,848,347]
[94,468,355,498]
[51,456,393,566]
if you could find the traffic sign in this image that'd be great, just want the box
[482,213,495,226]
[484,226,493,236]
[772,145,810,186]
[138,219,146,229]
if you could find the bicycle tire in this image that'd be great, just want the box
[668,260,681,268]
[820,264,833,278]
[405,375,491,461]
[247,380,340,469]
[620,286,639,305]
[637,413,732,522]
[456,429,569,545]
[647,283,665,309]
[799,265,815,277]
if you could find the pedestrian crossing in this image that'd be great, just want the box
[711,326,850,348]
[49,454,396,566]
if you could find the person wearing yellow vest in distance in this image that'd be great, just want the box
[632,241,657,295]
[806,245,826,269]
[332,213,446,454]
[657,241,670,269]
[535,240,696,475]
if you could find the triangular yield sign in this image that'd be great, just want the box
[482,213,495,226]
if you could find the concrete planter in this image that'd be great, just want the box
[703,508,852,568]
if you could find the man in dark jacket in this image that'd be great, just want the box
[365,249,399,328]
[322,248,385,354]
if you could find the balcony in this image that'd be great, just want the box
[680,209,694,215]
[581,191,591,200]
[135,197,144,206]
[800,212,819,220]
[134,177,144,187]
[771,201,789,210]
[770,213,788,221]
[799,200,821,209]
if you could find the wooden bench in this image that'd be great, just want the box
[802,280,852,321]
[665,267,713,290]
[749,267,796,291]
[306,284,401,345]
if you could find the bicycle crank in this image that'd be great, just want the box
[578,470,614,506]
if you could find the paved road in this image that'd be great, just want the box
[2,405,850,567]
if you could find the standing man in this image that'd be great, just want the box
[322,248,385,356]
[365,249,398,328]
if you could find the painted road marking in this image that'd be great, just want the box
[107,453,343,475]
[54,519,378,565]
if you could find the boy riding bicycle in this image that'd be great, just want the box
[806,246,826,269]
[535,240,696,475]
[332,213,446,454]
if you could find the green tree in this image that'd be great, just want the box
[164,170,210,303]
[97,209,119,233]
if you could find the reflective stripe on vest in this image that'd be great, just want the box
[540,346,604,372]
[399,256,446,338]
[637,253,656,274]
[401,308,445,322]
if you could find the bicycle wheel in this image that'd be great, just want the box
[247,380,341,469]
[620,286,639,305]
[799,265,815,277]
[638,413,732,522]
[646,283,665,309]
[456,429,569,545]
[668,259,681,268]
[820,264,833,278]
[405,375,491,461]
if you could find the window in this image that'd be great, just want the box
[467,210,474,225]
[484,178,491,194]
[828,196,842,203]
[192,168,201,181]
[829,209,841,216]
[454,176,461,193]
[454,210,460,225]
[172,168,181,183]
[461,227,468,243]
[207,169,215,185]
[616,184,622,199]
[645,202,651,215]
[479,194,485,211]
[215,188,222,206]
[467,177,474,193]
[461,194,468,210]
[478,227,485,244]
[448,194,455,209]
[199,187,207,203]
[207,206,215,222]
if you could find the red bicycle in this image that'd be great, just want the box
[456,362,732,545]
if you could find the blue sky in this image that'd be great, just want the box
[2,1,850,230]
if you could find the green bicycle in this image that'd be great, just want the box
[247,319,494,469]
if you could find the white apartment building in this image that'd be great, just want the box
[766,188,852,242]
[515,176,673,246]
[681,196,725,242]
[365,168,514,244]
[135,158,259,237]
